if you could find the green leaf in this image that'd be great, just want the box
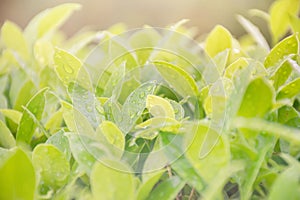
[278,106,300,124]
[277,77,300,100]
[269,0,300,43]
[16,88,48,145]
[224,57,249,79]
[147,176,185,200]
[119,81,156,133]
[34,39,54,67]
[32,144,70,189]
[184,123,230,182]
[238,77,274,118]
[46,130,71,161]
[232,117,300,144]
[24,3,81,40]
[271,57,294,90]
[0,120,16,148]
[153,61,199,97]
[238,144,272,200]
[136,170,165,200]
[61,101,95,136]
[0,109,22,124]
[146,95,175,118]
[68,83,104,129]
[90,160,135,200]
[264,34,298,69]
[268,165,300,200]
[289,14,300,33]
[66,133,115,174]
[97,121,125,150]
[54,48,82,85]
[202,161,245,200]
[14,80,37,111]
[237,15,269,51]
[0,148,36,200]
[205,25,232,58]
[1,21,29,60]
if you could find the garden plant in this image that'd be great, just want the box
[0,0,300,199]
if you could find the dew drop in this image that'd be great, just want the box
[63,64,74,74]
[139,93,145,98]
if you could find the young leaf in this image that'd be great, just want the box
[54,48,82,85]
[90,160,135,200]
[0,109,22,124]
[264,34,298,69]
[119,81,156,133]
[136,170,165,200]
[184,124,230,182]
[237,15,269,51]
[153,61,199,97]
[205,25,232,58]
[289,14,300,33]
[238,77,274,118]
[271,57,294,90]
[277,77,300,100]
[146,95,175,118]
[14,80,37,111]
[46,130,71,161]
[16,88,48,145]
[24,3,81,40]
[0,120,16,148]
[97,121,125,150]
[1,21,29,60]
[0,148,36,200]
[268,165,300,200]
[147,176,185,200]
[32,144,70,189]
[269,0,300,43]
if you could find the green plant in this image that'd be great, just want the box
[0,0,300,199]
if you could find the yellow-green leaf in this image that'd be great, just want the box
[0,109,22,124]
[0,120,16,148]
[146,95,175,118]
[153,61,199,97]
[91,160,135,200]
[97,121,125,150]
[0,148,36,200]
[205,25,232,58]
[1,21,29,60]
[264,34,298,68]
[269,0,300,43]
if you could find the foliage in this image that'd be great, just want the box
[0,0,300,199]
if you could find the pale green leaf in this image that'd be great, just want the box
[153,61,199,97]
[237,15,269,50]
[0,148,36,200]
[32,144,70,189]
[146,95,175,118]
[238,77,274,118]
[91,160,135,200]
[0,109,22,124]
[119,81,156,133]
[147,176,185,200]
[24,3,81,40]
[16,88,48,145]
[0,120,16,148]
[269,0,300,42]
[205,25,232,58]
[1,21,29,60]
[97,121,125,150]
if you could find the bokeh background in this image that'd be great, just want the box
[0,0,273,37]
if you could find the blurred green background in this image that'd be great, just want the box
[0,0,273,37]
